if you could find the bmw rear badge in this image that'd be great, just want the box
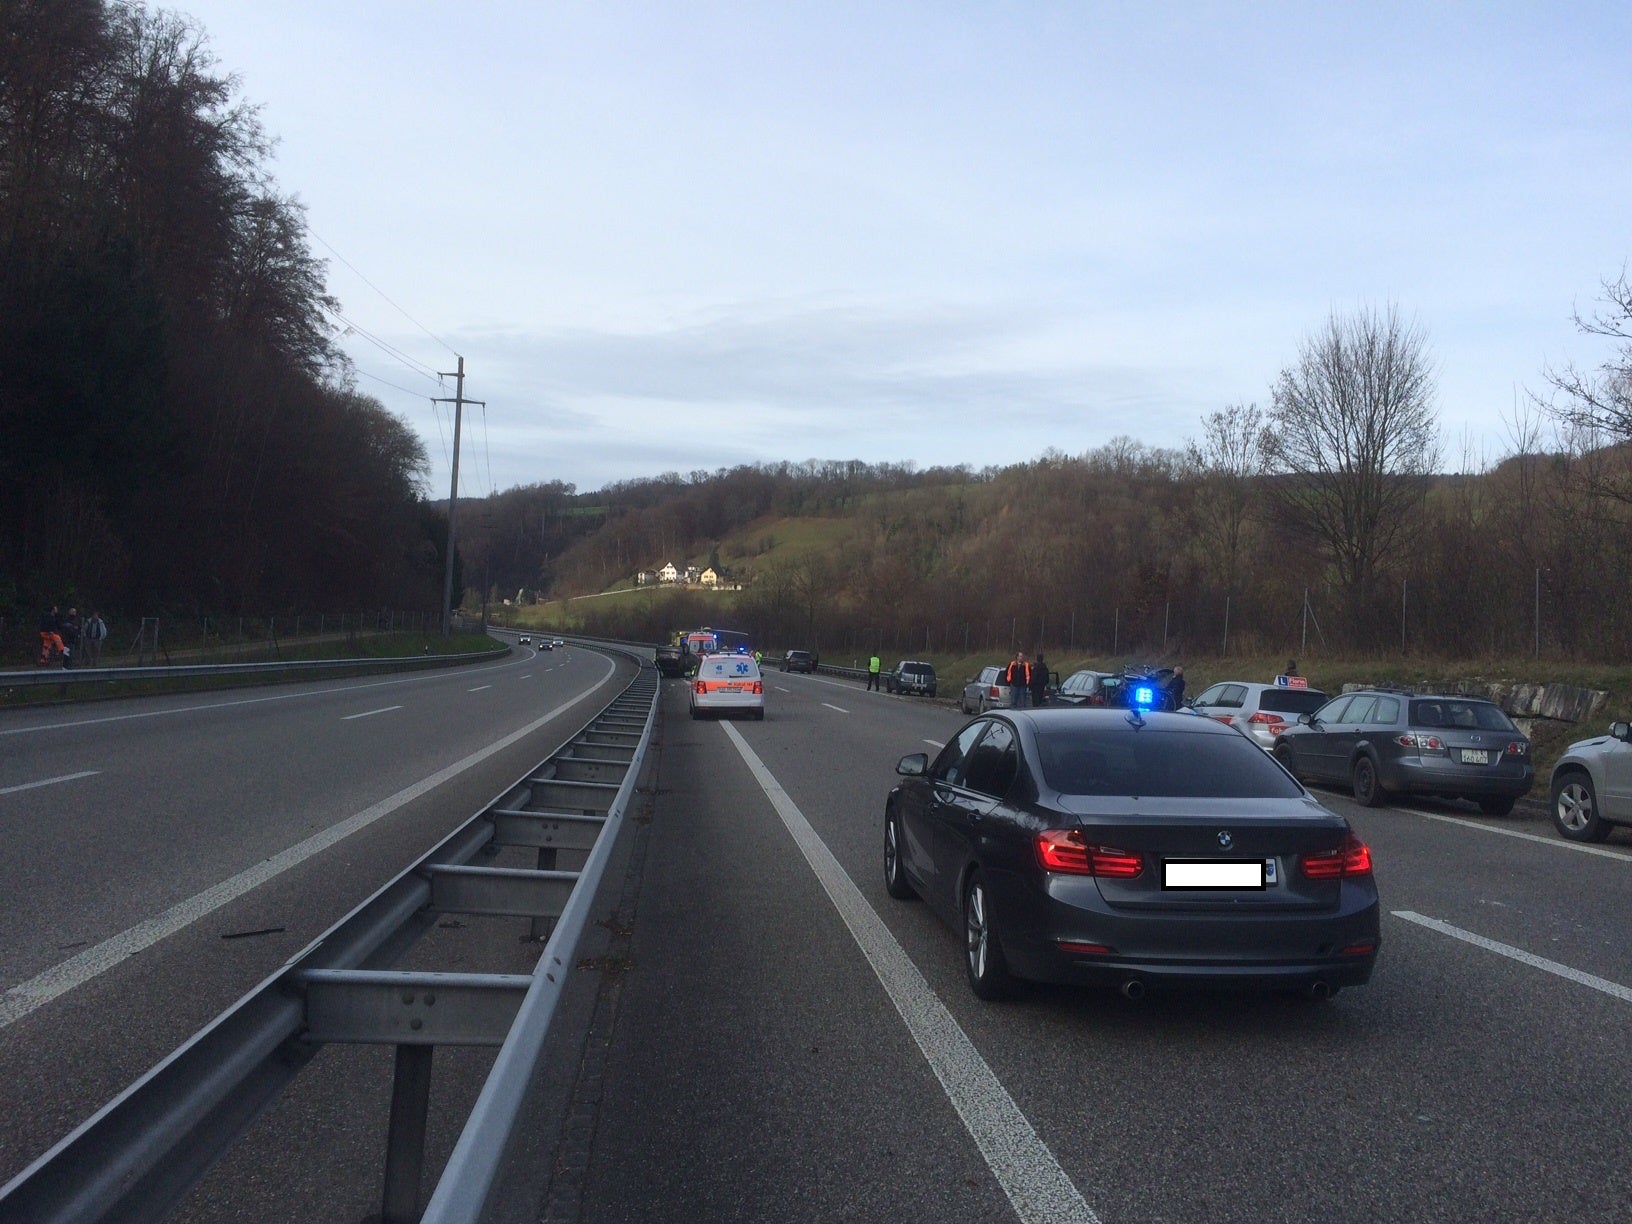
[1217,831,1233,849]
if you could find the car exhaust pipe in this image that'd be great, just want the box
[1308,980,1332,1000]
[1120,979,1145,1001]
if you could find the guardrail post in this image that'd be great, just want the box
[382,1043,435,1224]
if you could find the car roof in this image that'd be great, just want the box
[986,707,1241,736]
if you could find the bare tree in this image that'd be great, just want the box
[1265,305,1440,642]
[1185,402,1268,599]
[1538,270,1632,504]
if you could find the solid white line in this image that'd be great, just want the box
[775,686,790,693]
[342,705,402,721]
[0,771,100,796]
[924,739,945,749]
[468,685,493,692]
[719,722,1098,1224]
[1410,810,1632,862]
[1392,911,1632,1003]
[0,656,618,1030]
[821,703,850,714]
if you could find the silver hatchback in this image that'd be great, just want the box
[1550,721,1632,842]
[1189,681,1329,750]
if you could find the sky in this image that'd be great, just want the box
[174,1,1632,498]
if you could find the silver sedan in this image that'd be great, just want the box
[1550,721,1632,842]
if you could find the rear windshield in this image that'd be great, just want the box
[1259,689,1327,715]
[1409,699,1517,732]
[901,663,935,675]
[787,652,811,660]
[701,658,759,680]
[1036,727,1305,799]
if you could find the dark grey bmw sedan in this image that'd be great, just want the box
[883,708,1380,1001]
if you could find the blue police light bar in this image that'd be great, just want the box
[1133,685,1156,708]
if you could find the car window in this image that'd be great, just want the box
[1036,728,1305,798]
[1193,684,1227,706]
[1339,695,1377,725]
[1219,684,1248,709]
[1313,695,1352,724]
[933,721,989,787]
[978,667,1001,685]
[1411,699,1516,732]
[963,721,1019,797]
[1370,696,1401,724]
[1258,689,1327,715]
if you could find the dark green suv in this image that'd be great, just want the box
[886,660,937,697]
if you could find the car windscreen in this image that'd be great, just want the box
[1259,689,1327,715]
[1410,699,1518,732]
[1035,727,1306,798]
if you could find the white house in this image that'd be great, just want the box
[658,562,679,583]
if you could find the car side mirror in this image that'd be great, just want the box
[897,752,928,777]
[1297,712,1313,726]
[1612,722,1631,742]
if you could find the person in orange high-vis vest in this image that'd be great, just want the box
[1005,651,1032,708]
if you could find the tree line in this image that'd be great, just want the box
[0,0,444,631]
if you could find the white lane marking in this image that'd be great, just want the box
[1393,911,1632,1004]
[468,685,493,693]
[0,651,525,738]
[518,673,534,679]
[0,771,100,796]
[0,656,619,1030]
[1411,810,1632,862]
[924,739,945,748]
[342,705,402,721]
[821,703,850,714]
[775,686,790,693]
[719,722,1099,1224]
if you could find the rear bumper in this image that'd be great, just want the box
[1379,757,1533,798]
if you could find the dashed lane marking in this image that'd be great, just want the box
[342,706,402,721]
[0,771,101,796]
[720,722,1099,1224]
[821,703,850,714]
[468,685,493,692]
[1393,910,1632,1003]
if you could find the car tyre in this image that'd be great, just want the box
[1274,744,1302,782]
[1552,771,1612,842]
[1476,794,1516,816]
[753,709,765,721]
[963,870,1018,1001]
[1351,756,1388,807]
[883,809,915,901]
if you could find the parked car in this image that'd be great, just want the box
[781,650,817,673]
[883,708,1380,1000]
[1273,690,1532,813]
[1549,721,1632,842]
[886,660,938,697]
[690,653,765,720]
[1053,670,1117,706]
[960,665,1012,714]
[1189,681,1329,750]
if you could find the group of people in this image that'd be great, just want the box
[37,605,108,667]
[1003,651,1053,707]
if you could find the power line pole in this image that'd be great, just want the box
[434,357,486,636]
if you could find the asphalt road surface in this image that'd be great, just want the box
[7,656,1632,1222]
[539,670,1632,1223]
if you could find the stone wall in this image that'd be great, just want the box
[1340,680,1608,726]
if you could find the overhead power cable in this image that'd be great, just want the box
[353,366,437,399]
[323,303,443,384]
[310,229,457,356]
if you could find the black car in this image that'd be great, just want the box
[883,708,1380,1001]
[781,650,816,673]
[1273,690,1532,814]
[886,660,937,697]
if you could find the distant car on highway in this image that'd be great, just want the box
[690,653,765,720]
[886,660,937,697]
[781,650,817,673]
[960,665,1012,714]
[1274,690,1532,813]
[1550,721,1632,842]
[1189,680,1329,750]
[883,708,1380,1001]
[539,639,554,651]
[518,635,531,645]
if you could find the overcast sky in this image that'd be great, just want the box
[176,1,1632,497]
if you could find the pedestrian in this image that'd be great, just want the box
[37,605,65,665]
[1030,651,1050,707]
[1166,665,1187,708]
[1006,650,1032,708]
[1285,659,1300,678]
[84,610,108,666]
[867,652,882,691]
[60,608,82,668]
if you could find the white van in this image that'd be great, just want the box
[690,654,766,720]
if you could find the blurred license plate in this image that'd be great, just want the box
[724,683,746,691]
[1460,749,1490,764]
[1163,860,1268,890]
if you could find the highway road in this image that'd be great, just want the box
[0,638,641,1218]
[6,653,1632,1221]
[537,669,1632,1223]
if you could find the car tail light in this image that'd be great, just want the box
[989,685,1001,698]
[1035,829,1144,877]
[1056,939,1114,955]
[693,680,708,694]
[1300,834,1373,879]
[1505,741,1527,756]
[752,680,763,695]
[1340,941,1377,956]
[1397,732,1445,753]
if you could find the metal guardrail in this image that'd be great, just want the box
[0,642,660,1224]
[0,650,496,692]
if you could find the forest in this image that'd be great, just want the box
[0,0,444,628]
